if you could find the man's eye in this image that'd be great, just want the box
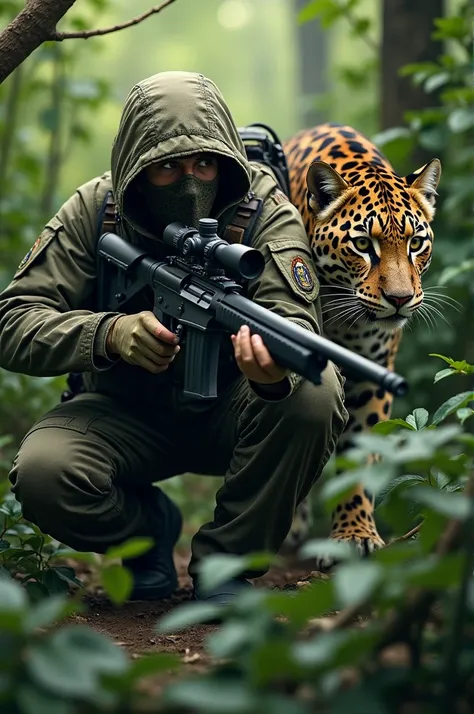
[198,158,213,167]
[410,237,424,252]
[161,162,176,170]
[352,237,371,252]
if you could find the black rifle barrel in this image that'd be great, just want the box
[216,292,408,397]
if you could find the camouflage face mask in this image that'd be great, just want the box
[141,173,219,234]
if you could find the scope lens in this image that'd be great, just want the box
[213,243,264,280]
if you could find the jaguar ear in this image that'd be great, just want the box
[306,160,350,216]
[405,158,441,208]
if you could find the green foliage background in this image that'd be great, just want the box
[0,0,473,539]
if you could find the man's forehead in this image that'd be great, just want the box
[157,152,215,163]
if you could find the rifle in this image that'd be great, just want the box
[97,218,408,400]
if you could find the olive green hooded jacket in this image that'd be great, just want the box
[0,71,323,407]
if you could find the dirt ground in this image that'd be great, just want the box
[67,548,322,693]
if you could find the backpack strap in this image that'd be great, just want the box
[97,189,118,237]
[222,192,263,246]
[61,190,119,405]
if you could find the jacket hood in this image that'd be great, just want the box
[111,71,252,239]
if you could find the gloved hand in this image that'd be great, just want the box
[106,311,180,374]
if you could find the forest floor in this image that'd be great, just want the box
[66,547,325,695]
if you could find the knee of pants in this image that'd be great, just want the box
[9,426,110,526]
[271,363,348,440]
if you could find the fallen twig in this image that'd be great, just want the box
[388,520,424,545]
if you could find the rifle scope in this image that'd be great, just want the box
[163,219,265,281]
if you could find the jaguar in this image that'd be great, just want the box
[282,122,441,567]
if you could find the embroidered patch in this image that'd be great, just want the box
[291,255,314,292]
[17,237,41,271]
[271,188,289,205]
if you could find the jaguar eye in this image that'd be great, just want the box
[352,237,371,252]
[410,237,424,252]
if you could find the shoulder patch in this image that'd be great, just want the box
[17,237,42,271]
[291,255,314,292]
[271,188,289,205]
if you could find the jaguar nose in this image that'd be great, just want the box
[382,291,413,309]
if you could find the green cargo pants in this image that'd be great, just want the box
[9,366,347,579]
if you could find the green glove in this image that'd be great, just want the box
[106,311,180,374]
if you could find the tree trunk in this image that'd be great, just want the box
[0,0,77,85]
[294,0,328,129]
[381,0,444,138]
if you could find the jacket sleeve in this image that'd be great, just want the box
[245,191,323,401]
[0,182,121,377]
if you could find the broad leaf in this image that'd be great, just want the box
[105,537,154,561]
[157,603,224,633]
[432,391,474,425]
[26,625,129,698]
[101,564,133,606]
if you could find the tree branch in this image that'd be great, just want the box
[0,0,77,85]
[0,0,179,85]
[51,0,178,41]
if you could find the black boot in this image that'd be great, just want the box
[193,576,253,605]
[124,487,182,601]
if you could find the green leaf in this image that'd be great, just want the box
[434,368,456,383]
[292,630,348,667]
[101,564,133,606]
[104,537,154,561]
[424,71,450,92]
[53,566,83,588]
[0,576,27,612]
[320,470,361,510]
[299,538,353,561]
[24,595,78,633]
[25,581,50,604]
[124,652,180,682]
[372,126,412,147]
[157,602,224,633]
[457,408,474,424]
[371,418,415,434]
[206,621,254,659]
[406,408,429,430]
[26,625,129,699]
[196,552,276,593]
[265,580,336,627]
[432,391,474,425]
[16,683,74,714]
[40,568,71,595]
[437,260,474,286]
[0,565,12,579]
[405,553,464,589]
[406,486,471,520]
[0,538,11,551]
[448,108,474,133]
[331,683,389,714]
[333,561,382,607]
[163,677,256,712]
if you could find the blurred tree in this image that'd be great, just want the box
[381,0,444,165]
[294,0,328,127]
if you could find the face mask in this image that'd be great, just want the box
[141,173,219,233]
